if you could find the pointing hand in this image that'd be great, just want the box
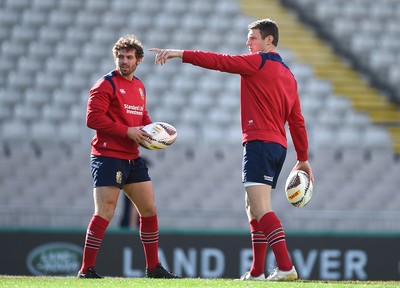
[149,48,184,65]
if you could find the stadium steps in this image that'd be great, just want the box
[239,0,400,154]
[388,127,400,153]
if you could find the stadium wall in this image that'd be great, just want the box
[0,229,399,280]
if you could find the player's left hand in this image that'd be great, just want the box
[292,160,314,184]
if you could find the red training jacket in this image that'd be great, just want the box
[183,50,308,161]
[86,70,152,160]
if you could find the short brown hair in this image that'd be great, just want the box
[113,34,144,60]
[248,18,279,46]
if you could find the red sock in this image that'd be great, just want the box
[80,215,109,273]
[249,219,267,277]
[140,215,159,271]
[259,212,292,271]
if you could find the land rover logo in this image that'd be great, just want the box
[26,242,82,276]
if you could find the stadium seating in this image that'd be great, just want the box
[282,0,400,152]
[0,0,399,232]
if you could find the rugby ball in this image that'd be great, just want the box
[139,122,177,150]
[285,170,313,208]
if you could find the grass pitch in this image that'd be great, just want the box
[0,277,399,288]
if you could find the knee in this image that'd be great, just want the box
[95,203,117,221]
[138,204,157,218]
[245,203,264,221]
[245,201,251,214]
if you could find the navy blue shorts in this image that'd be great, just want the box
[242,141,287,188]
[90,155,151,189]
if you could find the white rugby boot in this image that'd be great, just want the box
[238,271,265,281]
[266,266,298,281]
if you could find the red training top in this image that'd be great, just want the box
[183,50,308,161]
[86,70,152,160]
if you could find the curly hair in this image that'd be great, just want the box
[113,34,144,60]
[248,18,279,46]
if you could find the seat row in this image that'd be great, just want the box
[1,142,399,229]
[283,0,400,103]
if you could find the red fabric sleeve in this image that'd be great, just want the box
[183,50,261,75]
[288,96,309,161]
[86,80,128,138]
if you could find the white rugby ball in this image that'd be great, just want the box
[285,170,313,208]
[140,122,177,150]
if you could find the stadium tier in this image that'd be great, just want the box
[0,0,399,231]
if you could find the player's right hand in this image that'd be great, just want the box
[127,126,152,146]
[148,48,184,65]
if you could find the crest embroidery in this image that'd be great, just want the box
[139,88,144,100]
[116,171,122,184]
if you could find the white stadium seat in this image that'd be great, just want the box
[1,120,29,141]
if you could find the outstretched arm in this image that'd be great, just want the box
[149,48,184,65]
[150,49,260,75]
